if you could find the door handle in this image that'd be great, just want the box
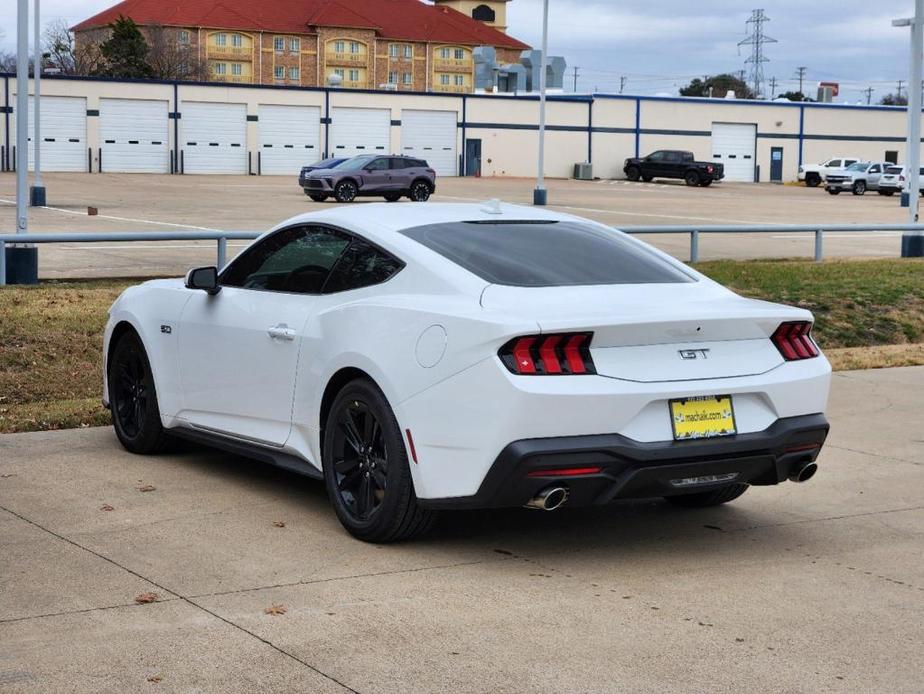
[267,325,296,341]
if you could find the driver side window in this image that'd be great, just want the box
[648,151,665,162]
[366,158,388,171]
[221,225,350,294]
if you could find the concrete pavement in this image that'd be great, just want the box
[1,367,923,692]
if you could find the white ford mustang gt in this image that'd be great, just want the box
[103,202,831,542]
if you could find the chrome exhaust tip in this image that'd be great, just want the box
[524,486,570,511]
[789,460,818,483]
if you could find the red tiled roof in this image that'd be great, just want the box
[72,0,530,50]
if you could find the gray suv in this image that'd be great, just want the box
[303,155,436,203]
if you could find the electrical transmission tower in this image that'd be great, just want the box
[738,9,778,98]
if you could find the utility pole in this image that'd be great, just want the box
[15,0,28,235]
[894,2,924,256]
[619,75,627,94]
[738,9,777,98]
[897,79,906,99]
[769,76,778,97]
[30,0,46,207]
[863,86,875,105]
[571,66,580,92]
[795,66,807,95]
[533,0,549,206]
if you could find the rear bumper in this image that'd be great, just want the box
[418,414,829,510]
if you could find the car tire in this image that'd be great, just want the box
[626,166,641,182]
[409,180,432,202]
[108,330,170,455]
[383,193,402,202]
[334,181,358,203]
[323,378,436,543]
[827,189,841,195]
[879,190,895,196]
[642,175,654,183]
[308,194,328,202]
[700,179,713,187]
[852,181,867,196]
[664,483,749,508]
[684,171,701,187]
[805,174,821,187]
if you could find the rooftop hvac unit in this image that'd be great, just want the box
[573,162,593,180]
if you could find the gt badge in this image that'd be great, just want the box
[679,348,709,360]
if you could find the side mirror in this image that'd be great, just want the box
[185,266,221,295]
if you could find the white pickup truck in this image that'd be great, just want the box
[798,156,861,187]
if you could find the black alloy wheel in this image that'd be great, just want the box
[806,174,821,187]
[335,181,358,203]
[626,166,641,182]
[323,379,435,542]
[685,170,701,187]
[108,331,169,454]
[409,181,431,202]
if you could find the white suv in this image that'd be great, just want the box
[798,157,861,187]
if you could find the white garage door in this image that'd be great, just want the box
[181,102,247,174]
[259,104,321,175]
[16,95,87,172]
[401,110,457,176]
[100,98,169,173]
[330,107,390,157]
[711,123,757,182]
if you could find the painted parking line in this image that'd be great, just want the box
[0,198,223,232]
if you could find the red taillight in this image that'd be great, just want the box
[499,332,596,375]
[771,321,819,361]
[527,466,603,478]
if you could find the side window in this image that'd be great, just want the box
[869,165,880,174]
[648,151,665,162]
[389,158,407,170]
[845,159,858,166]
[827,159,841,168]
[665,151,681,163]
[366,158,388,171]
[221,226,349,294]
[323,239,404,294]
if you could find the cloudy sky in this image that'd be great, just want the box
[0,0,916,102]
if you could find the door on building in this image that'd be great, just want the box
[885,150,899,165]
[465,139,482,176]
[400,109,458,176]
[711,123,757,182]
[258,104,321,175]
[770,146,784,182]
[100,98,169,173]
[18,95,87,172]
[181,102,247,174]
[330,108,390,158]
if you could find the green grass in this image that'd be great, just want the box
[1,259,923,434]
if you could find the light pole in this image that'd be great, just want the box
[533,0,549,206]
[30,0,46,207]
[15,0,29,234]
[894,1,924,257]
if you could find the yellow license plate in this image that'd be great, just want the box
[669,395,737,441]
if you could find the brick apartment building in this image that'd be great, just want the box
[73,0,529,93]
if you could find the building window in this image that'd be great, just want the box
[349,41,361,54]
[440,74,450,85]
[215,33,227,46]
[274,65,285,79]
[214,62,227,75]
[289,67,300,80]
[334,68,345,77]
[388,71,397,84]
[349,69,360,82]
[472,4,496,22]
[403,72,412,85]
[231,33,242,47]
[274,37,285,52]
[454,48,465,60]
[231,63,242,76]
[178,30,190,45]
[440,47,451,59]
[454,74,464,86]
[289,37,300,52]
[389,44,398,58]
[404,44,413,59]
[334,40,345,53]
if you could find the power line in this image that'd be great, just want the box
[794,66,807,95]
[738,9,778,97]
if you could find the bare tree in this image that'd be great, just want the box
[145,25,208,81]
[0,51,15,73]
[43,18,104,75]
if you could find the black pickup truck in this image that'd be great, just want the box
[623,150,724,187]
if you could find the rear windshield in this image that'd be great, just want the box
[885,167,903,174]
[400,221,694,287]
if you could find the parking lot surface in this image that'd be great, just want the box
[1,366,922,692]
[0,173,912,279]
